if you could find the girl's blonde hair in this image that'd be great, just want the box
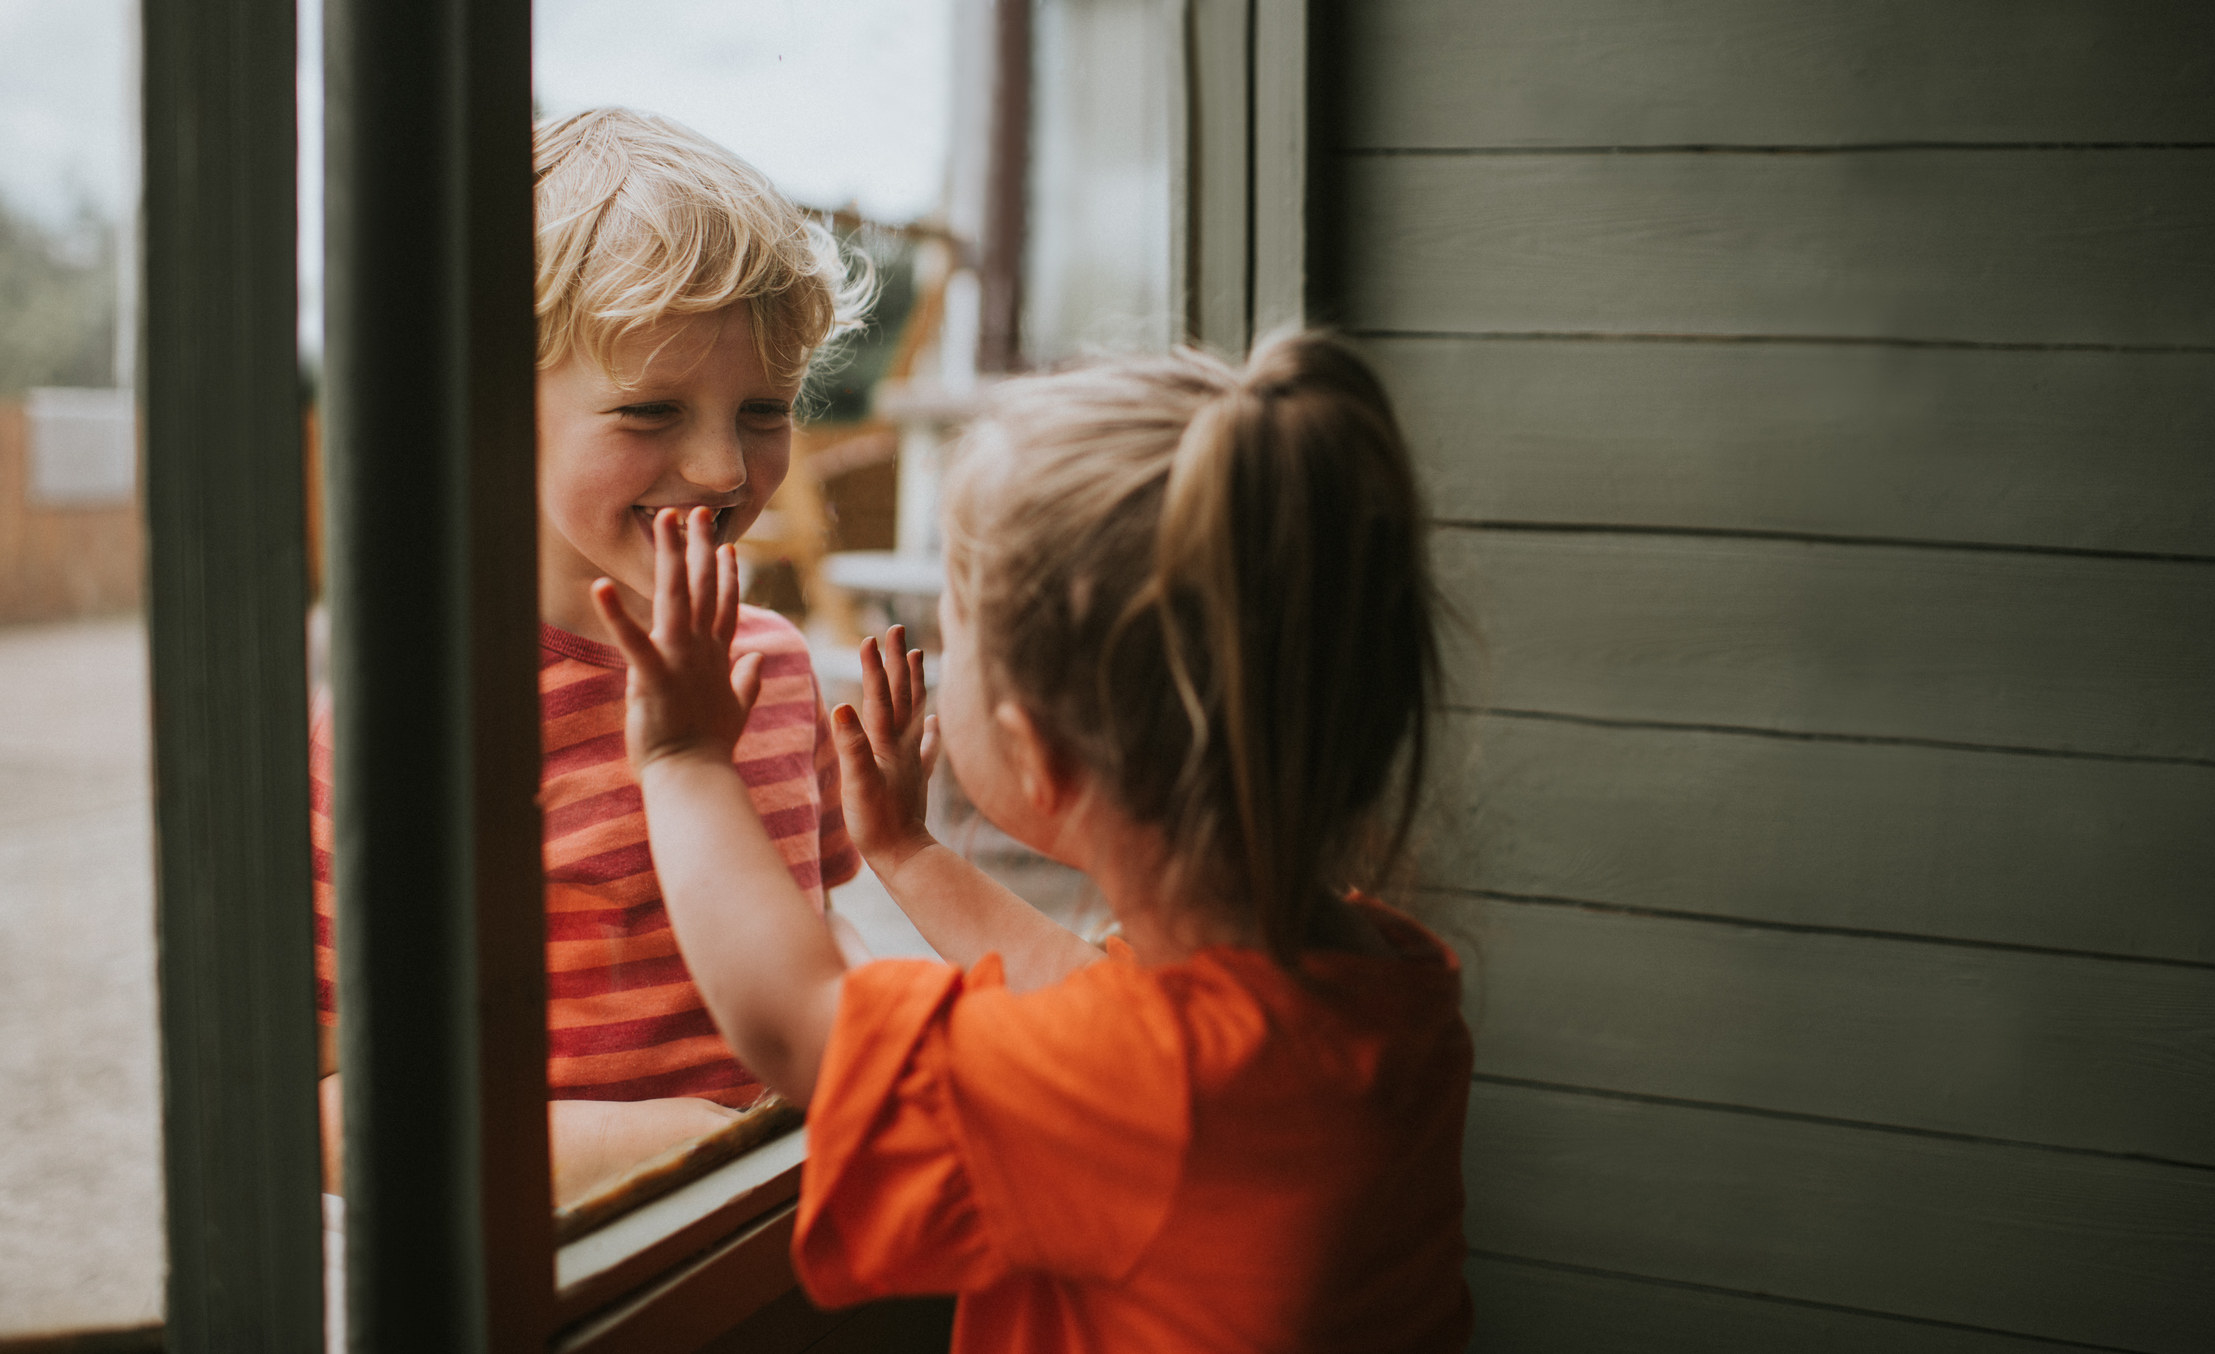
[533,108,871,388]
[945,332,1441,963]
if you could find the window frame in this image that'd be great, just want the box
[142,0,323,1346]
[141,0,1304,1347]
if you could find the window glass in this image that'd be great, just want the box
[0,0,164,1338]
[529,0,967,1221]
[1025,0,1179,362]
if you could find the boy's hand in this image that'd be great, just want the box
[831,624,939,872]
[592,507,764,772]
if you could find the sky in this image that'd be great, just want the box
[0,1,133,229]
[0,0,953,352]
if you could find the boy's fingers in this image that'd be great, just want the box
[591,580,662,679]
[652,508,684,638]
[919,713,940,781]
[713,544,740,647]
[686,508,716,635]
[906,648,928,729]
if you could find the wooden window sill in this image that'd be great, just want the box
[555,1127,809,1341]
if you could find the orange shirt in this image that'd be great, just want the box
[794,902,1473,1353]
[314,610,859,1106]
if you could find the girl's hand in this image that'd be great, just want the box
[831,624,940,872]
[591,507,765,772]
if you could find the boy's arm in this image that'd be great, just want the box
[832,628,1102,994]
[592,509,846,1105]
[320,1066,745,1202]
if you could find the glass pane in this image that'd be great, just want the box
[0,0,164,1338]
[1027,0,1179,361]
[529,0,967,1223]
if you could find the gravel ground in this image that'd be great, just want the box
[0,616,165,1337]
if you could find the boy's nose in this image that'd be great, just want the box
[678,427,748,494]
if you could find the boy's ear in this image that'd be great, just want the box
[993,699,1070,813]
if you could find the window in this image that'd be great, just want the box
[83,1,1289,1347]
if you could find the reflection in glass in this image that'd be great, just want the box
[0,0,162,1334]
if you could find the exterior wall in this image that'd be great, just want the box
[0,401,142,623]
[1313,3,2215,1349]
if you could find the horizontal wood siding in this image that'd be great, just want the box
[1319,2,2215,1346]
[1437,529,2215,759]
[1361,336,2215,557]
[1463,1081,2215,1353]
[1464,1254,2097,1354]
[1332,0,2215,149]
[1423,713,2215,963]
[1420,896,2215,1165]
[1336,152,2215,346]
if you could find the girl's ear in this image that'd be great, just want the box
[992,699,1069,814]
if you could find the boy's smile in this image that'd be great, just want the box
[629,503,736,543]
[536,304,797,642]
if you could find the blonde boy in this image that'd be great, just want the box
[316,108,871,1197]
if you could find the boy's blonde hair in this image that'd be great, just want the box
[945,333,1441,964]
[533,107,870,389]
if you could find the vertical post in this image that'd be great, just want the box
[1184,0,1253,352]
[324,0,549,1348]
[1250,0,1307,336]
[141,0,322,1348]
[977,0,1032,373]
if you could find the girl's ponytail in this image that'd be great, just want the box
[946,332,1440,963]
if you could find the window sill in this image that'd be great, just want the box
[555,1127,808,1341]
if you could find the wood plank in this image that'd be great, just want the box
[1415,897,2215,1165]
[1464,1253,2089,1354]
[1434,530,2215,760]
[1327,0,2215,149]
[1331,152,2215,347]
[1420,713,2215,963]
[1361,336,2215,557]
[1462,1081,2215,1352]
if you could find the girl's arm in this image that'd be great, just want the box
[591,508,845,1105]
[833,628,1102,993]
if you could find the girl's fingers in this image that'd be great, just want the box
[685,507,716,635]
[729,650,765,723]
[829,702,884,795]
[857,636,896,750]
[590,579,662,679]
[885,624,911,728]
[906,648,928,731]
[919,713,940,781]
[651,508,685,638]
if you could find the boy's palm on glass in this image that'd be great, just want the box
[592,507,763,770]
[833,624,939,868]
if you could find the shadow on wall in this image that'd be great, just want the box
[0,396,141,624]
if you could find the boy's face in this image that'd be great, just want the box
[536,304,796,637]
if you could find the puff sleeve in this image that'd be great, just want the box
[793,952,1190,1307]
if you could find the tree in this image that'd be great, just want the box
[0,195,117,398]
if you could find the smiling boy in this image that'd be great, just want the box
[315,108,872,1199]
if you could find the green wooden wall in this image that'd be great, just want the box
[1310,3,2215,1349]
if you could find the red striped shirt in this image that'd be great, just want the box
[314,609,859,1107]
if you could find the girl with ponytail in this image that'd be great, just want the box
[592,332,1472,1352]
